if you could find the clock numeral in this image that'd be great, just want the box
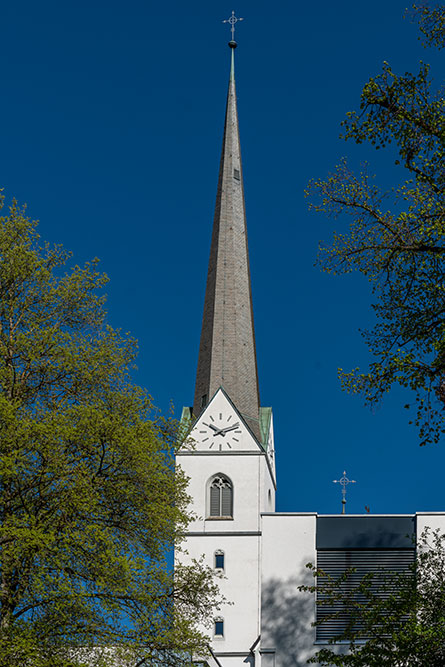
[232,437,239,442]
[235,430,241,433]
[202,437,209,442]
[209,415,215,422]
[227,415,232,422]
[219,412,222,420]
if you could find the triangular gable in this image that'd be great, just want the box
[180,387,263,453]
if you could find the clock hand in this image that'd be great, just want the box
[220,422,240,435]
[203,422,220,432]
[203,422,224,435]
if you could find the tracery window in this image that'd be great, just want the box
[208,475,233,518]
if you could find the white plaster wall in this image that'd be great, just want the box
[176,389,275,666]
[261,514,317,667]
[416,512,445,537]
[176,451,270,666]
[178,452,266,532]
[179,534,260,665]
[259,417,276,515]
[260,462,275,515]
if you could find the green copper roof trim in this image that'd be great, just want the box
[180,406,193,424]
[178,406,193,445]
[259,406,272,451]
[230,47,235,81]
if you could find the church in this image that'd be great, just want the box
[175,32,445,667]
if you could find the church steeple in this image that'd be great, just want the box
[193,42,260,433]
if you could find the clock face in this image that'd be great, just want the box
[198,412,242,450]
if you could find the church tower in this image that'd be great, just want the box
[177,34,276,666]
[193,42,260,439]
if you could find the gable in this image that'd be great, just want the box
[180,387,263,453]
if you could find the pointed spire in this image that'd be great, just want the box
[193,44,260,434]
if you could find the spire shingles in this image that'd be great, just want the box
[193,48,260,433]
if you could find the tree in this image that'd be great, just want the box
[306,3,445,445]
[0,194,221,667]
[299,529,445,666]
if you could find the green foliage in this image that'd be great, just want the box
[299,529,445,666]
[306,4,445,445]
[412,3,445,50]
[0,195,221,666]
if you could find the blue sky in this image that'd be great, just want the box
[1,0,444,515]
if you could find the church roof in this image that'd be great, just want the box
[193,44,260,435]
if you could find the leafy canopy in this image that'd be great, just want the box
[0,194,220,667]
[306,3,445,445]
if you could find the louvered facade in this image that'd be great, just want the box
[313,516,417,641]
[316,549,415,641]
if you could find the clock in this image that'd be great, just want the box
[198,412,242,450]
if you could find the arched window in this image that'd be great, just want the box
[208,474,233,518]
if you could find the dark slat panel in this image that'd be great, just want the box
[316,549,415,641]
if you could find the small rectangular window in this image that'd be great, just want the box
[200,394,207,408]
[215,553,224,570]
[214,620,224,637]
[233,168,240,180]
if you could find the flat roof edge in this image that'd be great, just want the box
[261,512,318,516]
[319,513,416,518]
[260,513,442,518]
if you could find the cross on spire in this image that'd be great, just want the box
[333,471,356,514]
[222,11,244,44]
